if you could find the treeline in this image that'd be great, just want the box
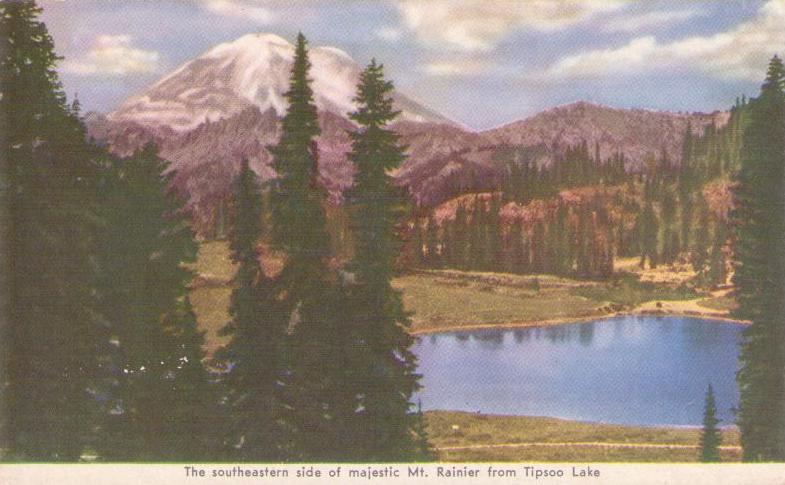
[2,2,427,462]
[409,104,748,286]
[411,194,614,280]
[500,141,627,204]
[732,56,785,462]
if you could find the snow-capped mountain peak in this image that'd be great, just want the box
[107,33,454,131]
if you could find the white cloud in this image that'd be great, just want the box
[394,0,627,52]
[377,26,402,42]
[534,0,785,82]
[424,59,490,77]
[61,35,160,77]
[602,9,702,34]
[201,0,276,24]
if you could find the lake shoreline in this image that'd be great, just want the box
[410,309,750,336]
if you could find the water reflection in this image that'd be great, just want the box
[579,323,595,346]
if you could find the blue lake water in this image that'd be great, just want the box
[412,316,743,426]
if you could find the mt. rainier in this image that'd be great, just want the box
[107,33,454,132]
[89,33,466,234]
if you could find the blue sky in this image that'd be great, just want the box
[40,0,781,130]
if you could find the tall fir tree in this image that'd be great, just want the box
[637,201,659,269]
[708,219,728,287]
[2,0,102,460]
[346,59,424,461]
[425,216,440,267]
[453,204,469,269]
[699,384,722,462]
[215,160,286,460]
[93,145,219,461]
[692,200,711,272]
[661,188,679,265]
[411,219,426,267]
[733,55,785,461]
[268,33,354,460]
[679,122,695,251]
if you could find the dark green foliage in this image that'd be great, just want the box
[93,145,219,461]
[424,195,616,280]
[447,204,470,269]
[572,272,697,308]
[2,1,102,460]
[215,160,286,460]
[708,219,728,287]
[575,205,591,277]
[636,201,659,269]
[530,220,546,274]
[269,34,326,264]
[410,219,425,267]
[699,384,722,462]
[425,216,441,267]
[733,55,785,461]
[411,401,434,461]
[661,189,680,265]
[692,200,710,272]
[346,59,423,461]
[500,142,626,206]
[434,101,750,282]
[550,204,573,275]
[268,33,353,461]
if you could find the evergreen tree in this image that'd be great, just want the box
[692,200,710,272]
[93,145,219,461]
[411,219,425,267]
[637,201,659,269]
[425,216,440,267]
[531,220,546,274]
[268,33,353,460]
[475,198,491,270]
[488,195,502,271]
[708,219,728,287]
[468,198,484,271]
[215,160,285,460]
[453,204,470,269]
[575,206,591,277]
[733,55,785,461]
[346,59,423,461]
[411,401,435,461]
[509,219,526,274]
[552,204,572,275]
[661,189,679,265]
[679,123,695,250]
[2,0,102,460]
[699,384,722,462]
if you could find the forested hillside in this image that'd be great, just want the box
[407,100,748,289]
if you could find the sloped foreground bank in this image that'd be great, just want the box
[425,411,741,462]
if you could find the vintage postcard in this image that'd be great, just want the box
[1,0,784,483]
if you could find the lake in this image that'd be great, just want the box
[413,316,743,426]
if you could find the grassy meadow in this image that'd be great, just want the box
[190,241,731,339]
[425,411,741,462]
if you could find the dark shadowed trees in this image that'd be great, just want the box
[215,160,286,460]
[2,0,102,460]
[699,384,722,462]
[94,145,219,461]
[733,55,785,462]
[268,33,355,460]
[345,59,425,461]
